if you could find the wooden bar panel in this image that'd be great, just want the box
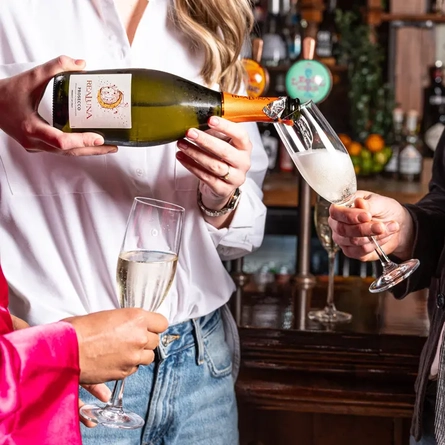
[237,278,428,445]
[394,27,435,114]
[391,0,436,114]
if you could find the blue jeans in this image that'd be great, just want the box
[410,380,437,445]
[80,309,239,445]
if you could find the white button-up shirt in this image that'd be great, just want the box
[0,0,268,325]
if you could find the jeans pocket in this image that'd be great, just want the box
[204,318,233,378]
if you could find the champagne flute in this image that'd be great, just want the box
[271,100,420,293]
[308,195,352,323]
[80,197,184,429]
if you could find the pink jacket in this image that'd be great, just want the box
[0,267,81,444]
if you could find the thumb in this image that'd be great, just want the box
[81,383,112,402]
[354,192,400,234]
[37,55,86,80]
[354,192,379,214]
[27,56,86,105]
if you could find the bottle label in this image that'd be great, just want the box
[429,95,445,105]
[316,31,333,58]
[424,122,445,151]
[399,145,422,175]
[68,74,132,129]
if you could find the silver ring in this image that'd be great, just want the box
[221,163,230,181]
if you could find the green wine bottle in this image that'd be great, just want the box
[51,69,298,147]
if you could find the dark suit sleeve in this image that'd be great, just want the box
[392,130,445,299]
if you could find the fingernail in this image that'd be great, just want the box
[94,139,104,146]
[177,141,187,150]
[187,129,198,140]
[74,59,84,66]
[108,148,118,154]
[386,222,398,232]
[209,116,220,127]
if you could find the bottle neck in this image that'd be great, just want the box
[221,93,281,123]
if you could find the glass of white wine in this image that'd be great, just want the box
[80,197,184,429]
[309,195,351,323]
[272,100,420,293]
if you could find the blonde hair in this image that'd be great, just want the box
[171,0,254,93]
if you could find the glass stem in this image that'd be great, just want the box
[326,251,337,312]
[106,379,126,411]
[369,235,395,270]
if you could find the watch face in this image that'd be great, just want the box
[228,188,242,209]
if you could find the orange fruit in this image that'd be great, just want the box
[347,141,362,156]
[339,133,352,149]
[365,134,385,153]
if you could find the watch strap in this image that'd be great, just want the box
[197,188,242,217]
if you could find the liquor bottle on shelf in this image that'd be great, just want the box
[242,38,270,97]
[279,141,295,173]
[315,0,338,65]
[49,69,299,147]
[283,0,304,62]
[399,110,423,182]
[383,107,404,180]
[260,126,279,172]
[422,60,445,155]
[261,0,288,67]
[429,0,445,14]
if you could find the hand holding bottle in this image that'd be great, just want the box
[176,116,252,212]
[328,191,414,262]
[0,55,118,156]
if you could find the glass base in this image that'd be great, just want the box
[79,404,145,430]
[368,258,420,293]
[308,307,352,323]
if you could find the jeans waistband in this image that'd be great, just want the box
[157,309,221,361]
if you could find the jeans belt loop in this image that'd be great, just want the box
[191,317,205,366]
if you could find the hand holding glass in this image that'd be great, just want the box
[80,197,184,429]
[273,100,419,293]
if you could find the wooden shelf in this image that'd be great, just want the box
[380,12,445,23]
[262,171,430,207]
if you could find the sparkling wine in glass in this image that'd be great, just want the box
[308,195,352,323]
[269,99,420,293]
[80,197,184,429]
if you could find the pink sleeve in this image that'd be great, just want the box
[0,321,82,445]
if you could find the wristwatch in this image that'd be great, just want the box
[197,187,242,217]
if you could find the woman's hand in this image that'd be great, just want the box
[10,314,29,330]
[0,55,117,156]
[328,191,414,262]
[175,116,252,220]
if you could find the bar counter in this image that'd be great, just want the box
[236,276,429,445]
[262,171,430,207]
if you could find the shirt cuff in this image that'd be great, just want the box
[205,181,267,260]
